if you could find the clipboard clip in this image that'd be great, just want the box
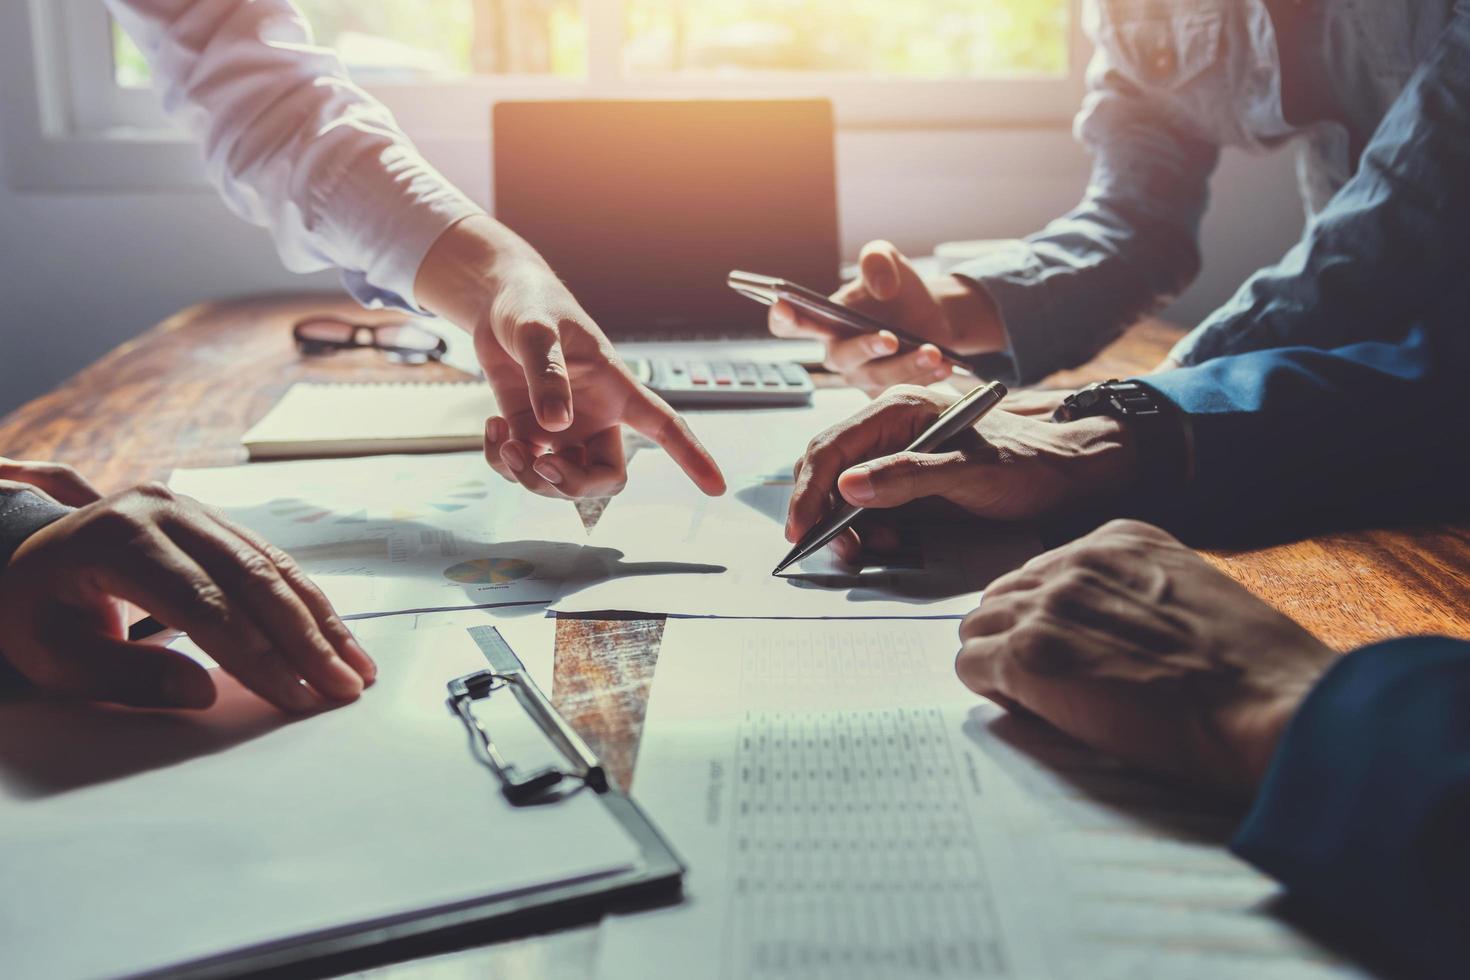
[446,627,608,805]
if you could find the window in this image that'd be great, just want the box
[4,0,1085,192]
[621,1,1067,78]
[112,1,1077,98]
[114,1,591,84]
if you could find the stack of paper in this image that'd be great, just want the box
[242,381,495,459]
[171,453,588,619]
[0,613,631,980]
[596,620,1371,980]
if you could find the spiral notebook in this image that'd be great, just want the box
[243,382,496,459]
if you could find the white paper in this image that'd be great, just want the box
[0,613,638,980]
[405,606,559,684]
[553,449,1039,619]
[596,620,1371,980]
[171,453,589,619]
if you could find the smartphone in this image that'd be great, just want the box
[727,270,981,374]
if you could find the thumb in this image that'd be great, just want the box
[511,319,574,431]
[65,636,217,709]
[836,450,968,510]
[858,240,905,302]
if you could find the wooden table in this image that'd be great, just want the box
[4,295,1469,978]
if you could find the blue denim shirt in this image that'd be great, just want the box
[953,0,1463,384]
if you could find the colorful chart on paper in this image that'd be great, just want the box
[442,558,536,585]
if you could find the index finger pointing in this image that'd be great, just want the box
[622,385,726,496]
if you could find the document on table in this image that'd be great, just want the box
[171,453,588,619]
[552,448,1039,619]
[596,620,1372,980]
[0,613,637,980]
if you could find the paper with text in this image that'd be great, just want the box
[596,620,1372,980]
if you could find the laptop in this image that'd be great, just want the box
[493,99,839,364]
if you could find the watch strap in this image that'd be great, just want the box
[0,487,73,572]
[1053,380,1188,490]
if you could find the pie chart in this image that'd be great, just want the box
[443,558,536,585]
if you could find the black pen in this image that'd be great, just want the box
[772,381,1009,576]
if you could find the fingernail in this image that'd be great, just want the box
[843,467,877,504]
[351,640,378,683]
[502,443,529,473]
[324,656,365,699]
[533,458,564,485]
[486,418,506,443]
[542,400,571,428]
[918,347,941,368]
[871,334,896,356]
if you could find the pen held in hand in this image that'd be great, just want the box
[772,381,1009,576]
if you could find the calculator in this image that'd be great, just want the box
[629,357,815,407]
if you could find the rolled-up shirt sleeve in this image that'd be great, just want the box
[106,0,485,311]
[952,3,1220,384]
[1170,6,1470,367]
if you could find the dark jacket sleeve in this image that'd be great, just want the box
[1134,324,1470,541]
[1173,6,1470,365]
[1232,637,1470,978]
[0,488,74,695]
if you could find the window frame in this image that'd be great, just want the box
[3,0,1088,193]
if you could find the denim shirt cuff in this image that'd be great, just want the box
[950,241,1057,385]
[1166,325,1210,367]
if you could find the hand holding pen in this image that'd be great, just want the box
[779,380,1142,570]
[776,381,1008,574]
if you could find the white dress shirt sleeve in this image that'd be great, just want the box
[105,0,485,312]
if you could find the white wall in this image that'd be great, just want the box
[0,125,1305,416]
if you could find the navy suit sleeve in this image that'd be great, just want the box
[1134,325,1470,539]
[1232,637,1470,978]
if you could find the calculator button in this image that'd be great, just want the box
[735,363,759,386]
[758,365,784,386]
[688,363,711,385]
[778,363,809,385]
[711,362,735,386]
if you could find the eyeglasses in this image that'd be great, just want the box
[292,317,448,365]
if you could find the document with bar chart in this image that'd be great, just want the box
[170,454,588,619]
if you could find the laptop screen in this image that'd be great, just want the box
[493,99,840,340]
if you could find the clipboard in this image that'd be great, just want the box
[146,626,685,980]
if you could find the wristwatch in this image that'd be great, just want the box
[1052,380,1189,489]
[0,487,73,572]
